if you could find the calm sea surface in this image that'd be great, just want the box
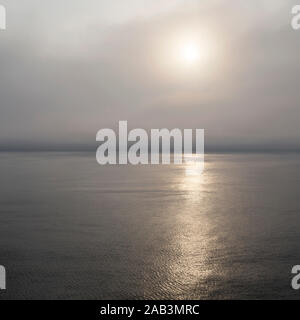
[0,152,300,299]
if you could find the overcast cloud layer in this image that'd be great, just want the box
[0,0,299,151]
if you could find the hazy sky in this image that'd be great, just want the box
[0,0,299,150]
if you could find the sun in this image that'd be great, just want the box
[158,29,217,76]
[180,42,200,64]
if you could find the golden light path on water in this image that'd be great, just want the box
[144,158,220,299]
[172,165,213,298]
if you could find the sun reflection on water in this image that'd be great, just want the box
[153,159,218,299]
[184,153,204,177]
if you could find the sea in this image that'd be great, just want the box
[0,152,300,299]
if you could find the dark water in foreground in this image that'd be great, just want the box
[0,152,300,300]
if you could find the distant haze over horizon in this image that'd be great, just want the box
[0,0,299,151]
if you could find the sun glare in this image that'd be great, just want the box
[158,29,217,77]
[181,42,200,64]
